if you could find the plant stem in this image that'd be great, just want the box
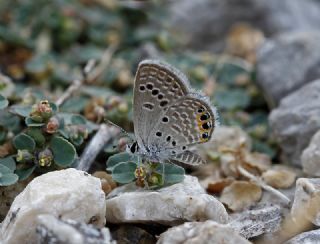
[55,44,117,107]
[237,165,291,206]
[77,123,120,172]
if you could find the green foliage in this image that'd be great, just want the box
[106,152,137,171]
[112,162,137,184]
[155,163,185,184]
[106,152,185,188]
[0,157,19,186]
[0,94,8,109]
[13,133,36,151]
[50,136,77,167]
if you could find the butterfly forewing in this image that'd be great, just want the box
[133,60,190,148]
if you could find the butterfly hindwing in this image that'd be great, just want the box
[170,150,206,166]
[133,60,190,148]
[148,93,216,157]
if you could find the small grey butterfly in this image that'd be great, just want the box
[127,59,218,166]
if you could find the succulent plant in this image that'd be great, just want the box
[106,152,185,188]
[0,157,18,186]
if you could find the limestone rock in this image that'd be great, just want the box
[257,32,320,106]
[291,178,320,226]
[169,0,320,51]
[285,229,320,244]
[269,80,320,166]
[36,214,115,244]
[157,220,251,244]
[301,130,320,176]
[229,205,282,239]
[0,168,106,244]
[105,175,228,225]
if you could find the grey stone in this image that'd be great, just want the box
[291,178,320,226]
[0,169,106,244]
[36,215,115,244]
[229,205,282,239]
[157,220,251,244]
[301,130,320,176]
[257,32,320,106]
[285,229,320,244]
[269,80,320,166]
[169,0,320,51]
[105,175,228,226]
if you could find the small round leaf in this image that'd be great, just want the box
[15,165,36,181]
[50,136,77,167]
[9,105,32,117]
[25,117,45,127]
[13,133,36,151]
[71,114,87,125]
[156,163,185,184]
[0,173,19,186]
[0,156,16,171]
[0,94,8,109]
[0,164,13,174]
[107,152,137,171]
[112,161,137,184]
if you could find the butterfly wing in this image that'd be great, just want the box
[171,150,206,166]
[133,60,190,148]
[148,93,217,157]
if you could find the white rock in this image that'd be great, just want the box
[285,229,320,244]
[36,214,115,244]
[291,178,320,226]
[0,168,106,244]
[301,130,320,176]
[105,175,228,225]
[229,205,282,239]
[157,220,251,244]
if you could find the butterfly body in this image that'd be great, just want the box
[130,60,218,166]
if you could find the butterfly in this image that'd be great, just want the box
[126,59,218,166]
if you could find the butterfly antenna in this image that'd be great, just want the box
[104,118,135,142]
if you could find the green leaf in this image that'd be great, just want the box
[155,163,185,184]
[13,133,36,151]
[9,105,32,117]
[15,165,36,181]
[0,164,13,174]
[27,128,46,147]
[106,152,137,171]
[0,173,19,186]
[49,102,58,113]
[50,136,77,167]
[0,156,16,171]
[214,89,250,110]
[112,161,137,184]
[25,117,45,127]
[71,114,87,125]
[0,94,8,109]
